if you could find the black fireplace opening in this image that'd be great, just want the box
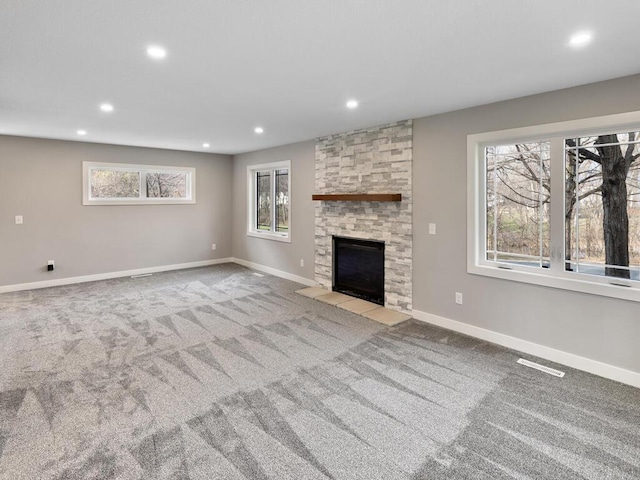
[333,236,385,305]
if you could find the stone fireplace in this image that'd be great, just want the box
[314,120,413,314]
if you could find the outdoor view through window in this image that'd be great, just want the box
[90,169,141,198]
[566,132,640,280]
[90,170,187,199]
[485,141,551,268]
[485,132,640,281]
[256,168,289,233]
[144,172,187,198]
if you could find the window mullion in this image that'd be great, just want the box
[539,148,543,267]
[548,137,566,274]
[271,169,276,233]
[573,142,581,275]
[140,170,146,199]
[254,171,259,230]
[492,150,497,262]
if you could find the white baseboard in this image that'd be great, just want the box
[231,257,317,287]
[0,258,233,294]
[412,309,640,389]
[0,256,316,294]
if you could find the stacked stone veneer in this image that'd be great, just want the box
[315,120,412,313]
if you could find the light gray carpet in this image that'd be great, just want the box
[0,264,638,479]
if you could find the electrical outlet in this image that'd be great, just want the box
[429,223,436,235]
[15,215,23,225]
[211,244,216,250]
[47,260,55,272]
[300,259,304,267]
[455,292,463,305]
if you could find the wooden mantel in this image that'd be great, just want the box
[312,193,402,202]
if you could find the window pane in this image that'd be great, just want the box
[90,169,140,198]
[256,171,271,230]
[275,169,289,232]
[485,142,550,267]
[146,172,187,198]
[565,133,640,280]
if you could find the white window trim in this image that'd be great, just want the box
[468,110,640,303]
[83,161,196,205]
[247,160,291,243]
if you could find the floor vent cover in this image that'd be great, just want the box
[517,358,565,377]
[131,273,153,279]
[253,272,265,277]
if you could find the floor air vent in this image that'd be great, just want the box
[517,358,565,377]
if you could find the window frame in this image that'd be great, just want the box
[82,162,196,205]
[246,160,291,243]
[467,110,640,303]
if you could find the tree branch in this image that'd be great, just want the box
[624,132,636,165]
[566,138,602,164]
[578,186,602,201]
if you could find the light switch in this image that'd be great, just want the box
[429,223,436,235]
[15,215,23,225]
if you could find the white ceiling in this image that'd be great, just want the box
[1,0,640,154]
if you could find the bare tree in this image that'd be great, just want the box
[487,144,550,260]
[146,173,186,198]
[496,132,640,278]
[566,133,640,278]
[91,170,140,198]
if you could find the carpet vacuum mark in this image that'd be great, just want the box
[0,264,638,479]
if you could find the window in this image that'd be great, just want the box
[247,161,291,242]
[468,111,640,302]
[565,133,640,280]
[485,141,550,268]
[83,162,195,205]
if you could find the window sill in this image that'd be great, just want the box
[468,263,640,303]
[247,231,291,243]
[84,199,196,206]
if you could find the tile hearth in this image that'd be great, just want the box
[295,287,412,327]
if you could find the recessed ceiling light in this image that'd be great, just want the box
[146,45,167,59]
[77,129,87,136]
[569,31,592,48]
[346,99,359,109]
[202,143,210,148]
[254,127,264,134]
[99,103,114,113]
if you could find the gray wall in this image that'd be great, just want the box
[232,140,316,279]
[0,136,232,286]
[414,74,640,374]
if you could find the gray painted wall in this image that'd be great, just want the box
[232,140,316,279]
[0,136,232,286]
[413,74,640,374]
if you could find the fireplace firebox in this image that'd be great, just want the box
[333,236,385,305]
